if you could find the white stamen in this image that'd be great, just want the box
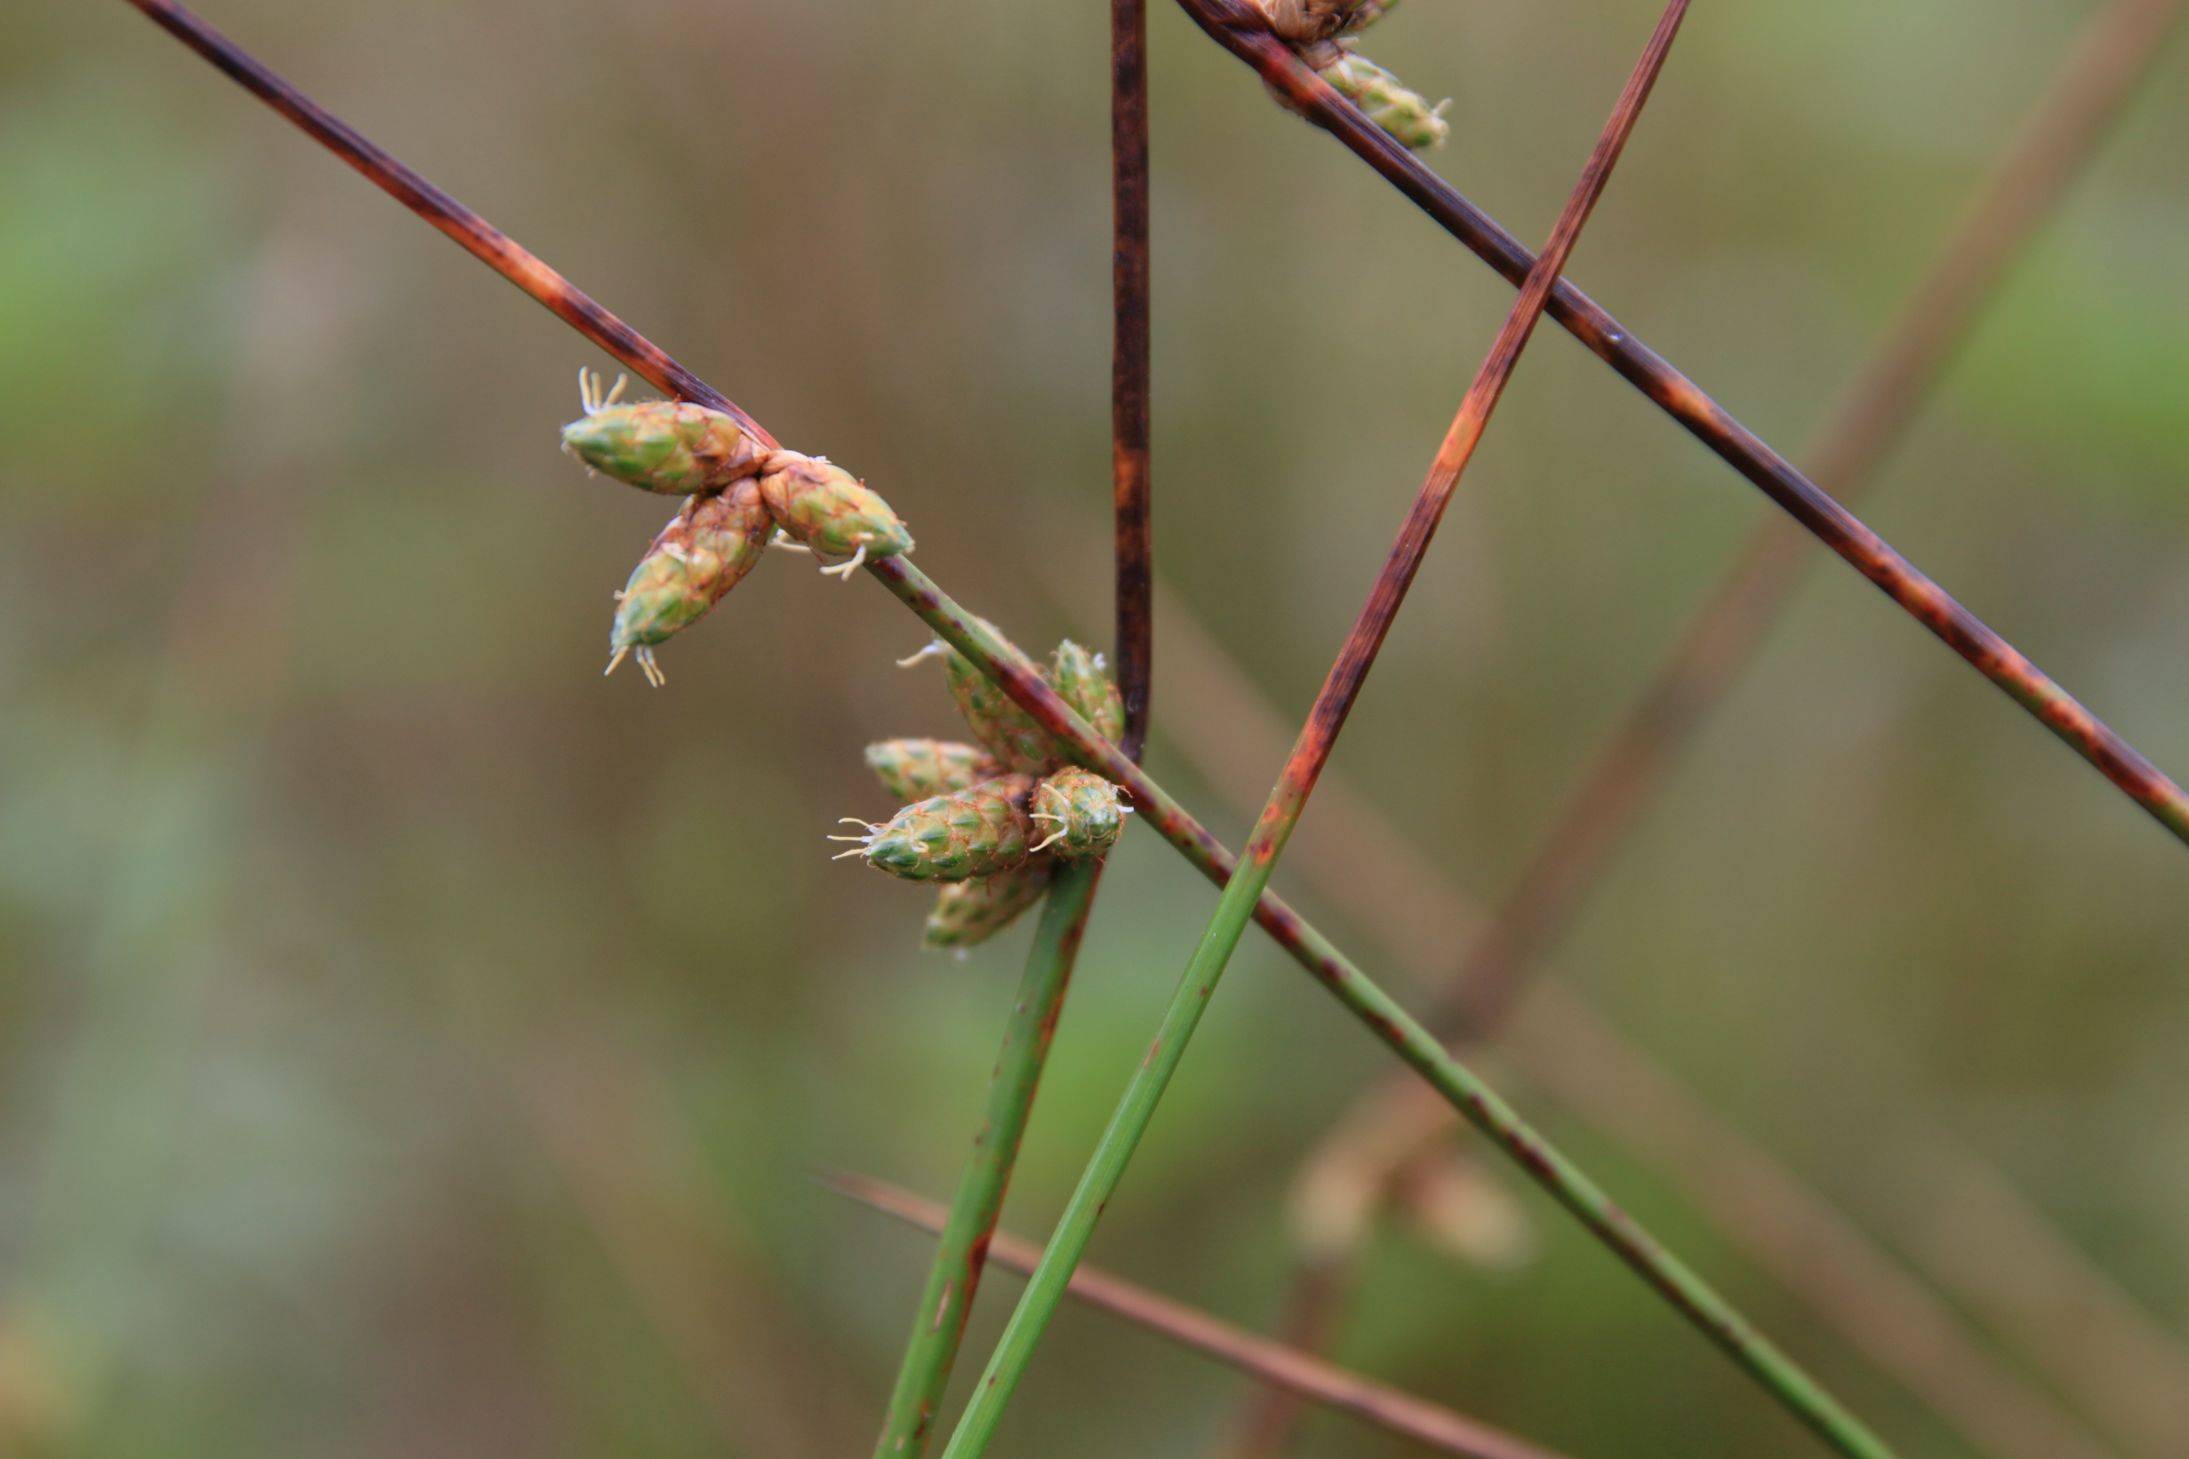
[819,545,868,580]
[896,642,947,669]
[603,646,629,678]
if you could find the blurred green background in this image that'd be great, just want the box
[4,1,2188,1455]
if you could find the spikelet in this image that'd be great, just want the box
[936,628,1060,772]
[1257,0,1396,44]
[1048,640,1125,746]
[1323,53,1449,150]
[835,772,1039,882]
[561,370,766,494]
[757,451,914,578]
[1029,767,1127,860]
[605,479,771,686]
[924,862,1056,951]
[864,739,999,802]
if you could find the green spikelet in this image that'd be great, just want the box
[561,370,765,494]
[1029,767,1127,860]
[606,479,772,686]
[758,451,914,574]
[923,862,1056,951]
[1049,640,1125,745]
[864,739,998,802]
[1324,53,1449,150]
[936,628,1060,772]
[837,772,1039,882]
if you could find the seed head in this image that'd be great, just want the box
[757,451,914,577]
[938,628,1060,771]
[562,370,766,494]
[1048,640,1124,746]
[835,772,1039,882]
[1323,53,1449,150]
[605,479,772,686]
[923,862,1056,951]
[1029,767,1127,859]
[864,738,1000,802]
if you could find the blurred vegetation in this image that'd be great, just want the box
[3,1,2187,1455]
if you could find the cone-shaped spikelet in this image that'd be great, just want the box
[864,739,999,802]
[938,630,1060,772]
[1048,641,1125,746]
[1030,767,1127,860]
[924,862,1056,950]
[758,451,913,575]
[562,371,766,494]
[606,480,772,686]
[838,772,1039,881]
[1324,53,1448,150]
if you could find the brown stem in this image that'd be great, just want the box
[1171,0,2189,848]
[1447,0,2189,1035]
[1112,0,1155,761]
[1244,0,1689,877]
[828,1171,1578,1459]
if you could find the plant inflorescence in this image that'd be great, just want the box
[112,1,2189,1456]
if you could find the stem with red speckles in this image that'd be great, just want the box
[870,861,1102,1459]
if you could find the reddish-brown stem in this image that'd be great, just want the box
[830,1171,1578,1459]
[1245,0,1686,872]
[1223,1257,1355,1458]
[1112,0,1155,761]
[1446,0,2189,1035]
[1173,0,2189,848]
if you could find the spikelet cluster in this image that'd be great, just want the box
[558,370,916,684]
[1253,0,1449,152]
[837,630,1134,951]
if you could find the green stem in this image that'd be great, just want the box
[875,558,1895,1459]
[872,860,1103,1458]
[937,818,1282,1458]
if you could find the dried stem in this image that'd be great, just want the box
[1172,0,2189,848]
[870,862,1103,1458]
[831,1171,1576,1459]
[1446,0,2189,1036]
[928,14,1895,1459]
[1112,0,1155,760]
